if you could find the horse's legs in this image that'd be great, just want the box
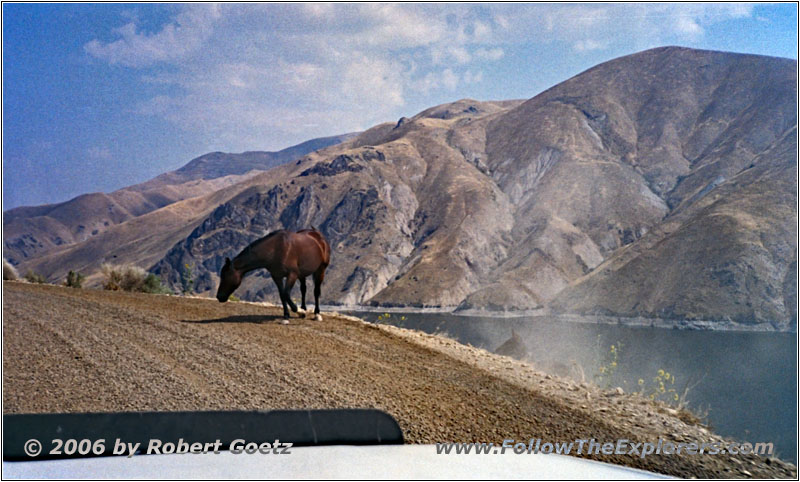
[271,273,291,321]
[299,277,307,312]
[284,271,299,313]
[313,268,325,321]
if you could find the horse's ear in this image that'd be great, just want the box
[224,257,231,266]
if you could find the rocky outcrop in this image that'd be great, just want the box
[494,330,529,360]
[151,147,420,303]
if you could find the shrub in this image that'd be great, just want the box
[101,265,121,290]
[143,273,172,294]
[101,264,143,291]
[64,270,85,288]
[180,263,195,295]
[24,270,47,284]
[3,258,19,280]
[102,263,173,294]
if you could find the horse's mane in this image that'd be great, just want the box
[235,229,285,261]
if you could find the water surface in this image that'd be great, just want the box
[347,311,797,463]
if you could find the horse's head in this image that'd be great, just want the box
[216,257,242,302]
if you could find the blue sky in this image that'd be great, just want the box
[3,3,797,209]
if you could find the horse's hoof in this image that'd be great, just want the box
[297,309,307,318]
[314,314,323,322]
[280,319,290,325]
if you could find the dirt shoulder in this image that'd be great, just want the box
[3,282,795,478]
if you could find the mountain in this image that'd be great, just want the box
[8,47,797,329]
[458,46,797,328]
[3,133,356,266]
[151,47,797,328]
[148,133,359,184]
[150,99,525,305]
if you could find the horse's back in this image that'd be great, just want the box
[290,229,330,272]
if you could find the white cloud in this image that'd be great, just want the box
[342,56,405,107]
[88,4,510,149]
[449,46,472,65]
[486,3,755,52]
[473,21,492,41]
[85,5,221,67]
[463,70,483,85]
[85,3,761,151]
[494,14,510,30]
[475,47,504,61]
[301,3,335,18]
[432,46,473,65]
[359,4,448,49]
[573,39,608,52]
[675,17,703,36]
[441,69,459,91]
[412,72,441,94]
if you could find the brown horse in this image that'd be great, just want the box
[216,228,330,323]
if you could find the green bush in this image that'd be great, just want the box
[64,270,85,288]
[180,263,194,295]
[24,270,47,284]
[143,273,172,294]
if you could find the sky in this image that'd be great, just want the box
[2,3,797,209]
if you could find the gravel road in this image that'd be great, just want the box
[3,282,795,478]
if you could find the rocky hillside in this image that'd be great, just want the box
[9,47,797,329]
[3,133,355,266]
[151,99,525,305]
[462,46,797,328]
[150,47,796,328]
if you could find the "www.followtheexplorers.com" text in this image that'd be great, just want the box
[435,439,774,459]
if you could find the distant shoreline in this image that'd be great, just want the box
[125,295,792,333]
[328,304,795,333]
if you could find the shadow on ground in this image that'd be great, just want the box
[181,315,288,324]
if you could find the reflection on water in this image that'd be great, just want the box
[347,311,797,463]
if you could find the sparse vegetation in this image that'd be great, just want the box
[3,258,19,280]
[594,340,621,388]
[102,263,140,291]
[594,339,706,420]
[180,263,194,295]
[640,370,707,414]
[101,263,172,294]
[228,294,240,302]
[640,369,681,403]
[24,270,47,284]
[376,313,407,322]
[64,270,85,288]
[143,273,173,294]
